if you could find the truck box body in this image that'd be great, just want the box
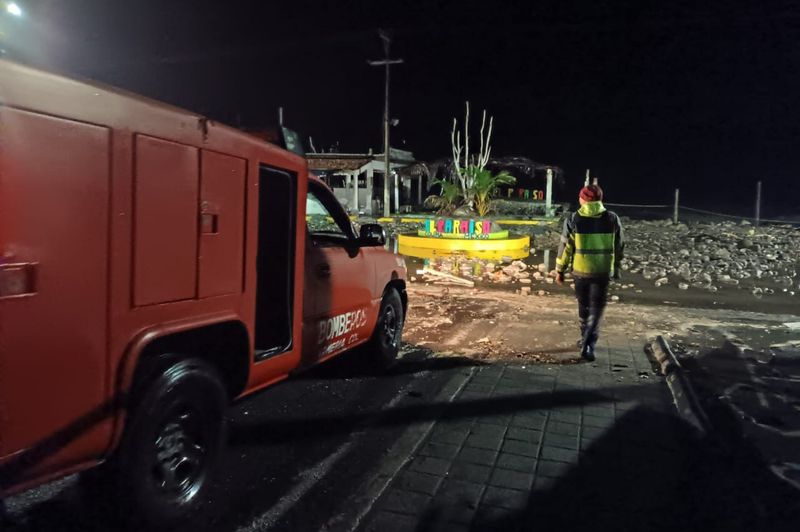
[0,60,406,499]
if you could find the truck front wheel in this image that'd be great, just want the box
[368,288,404,369]
[116,357,226,528]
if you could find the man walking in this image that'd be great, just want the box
[554,184,624,361]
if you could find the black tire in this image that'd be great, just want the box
[113,357,227,529]
[367,288,404,369]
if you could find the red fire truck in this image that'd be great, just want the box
[0,59,407,526]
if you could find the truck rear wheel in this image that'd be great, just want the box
[368,288,404,369]
[115,357,226,528]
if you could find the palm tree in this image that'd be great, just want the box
[468,168,515,217]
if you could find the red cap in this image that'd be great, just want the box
[579,184,603,202]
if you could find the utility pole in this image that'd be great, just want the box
[368,30,403,217]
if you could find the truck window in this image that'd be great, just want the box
[254,165,296,359]
[306,184,354,246]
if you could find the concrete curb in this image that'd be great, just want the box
[649,335,711,434]
[322,366,478,532]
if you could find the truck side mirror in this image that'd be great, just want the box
[358,223,386,247]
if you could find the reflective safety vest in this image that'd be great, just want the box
[555,201,624,278]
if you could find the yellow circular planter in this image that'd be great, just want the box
[398,233,530,260]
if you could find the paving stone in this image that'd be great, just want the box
[542,432,579,450]
[544,421,580,436]
[495,452,537,473]
[580,425,610,441]
[510,413,547,430]
[548,410,582,424]
[463,384,494,395]
[488,468,534,491]
[362,510,420,532]
[470,377,501,388]
[473,504,520,529]
[430,426,470,446]
[394,470,443,496]
[409,456,451,477]
[418,441,461,461]
[531,474,560,492]
[435,479,485,508]
[456,446,498,466]
[476,414,513,426]
[458,392,489,401]
[500,439,539,458]
[481,486,530,510]
[536,459,574,478]
[438,418,476,431]
[616,400,639,412]
[469,423,507,438]
[378,488,431,515]
[540,445,579,464]
[505,427,543,443]
[465,432,504,451]
[583,405,615,418]
[582,413,616,429]
[448,461,492,484]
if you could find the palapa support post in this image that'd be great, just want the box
[366,167,374,214]
[352,171,359,213]
[674,188,680,224]
[755,181,762,227]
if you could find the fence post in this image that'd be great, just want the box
[673,188,680,224]
[755,181,762,227]
[545,167,553,217]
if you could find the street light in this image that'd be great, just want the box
[6,3,22,17]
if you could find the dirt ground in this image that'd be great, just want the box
[403,283,799,363]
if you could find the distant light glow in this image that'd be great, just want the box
[6,3,22,17]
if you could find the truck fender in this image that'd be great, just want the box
[109,312,249,452]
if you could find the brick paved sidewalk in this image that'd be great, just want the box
[356,333,759,532]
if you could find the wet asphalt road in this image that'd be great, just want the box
[5,348,469,532]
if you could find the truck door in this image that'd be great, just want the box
[303,182,374,362]
[0,108,111,478]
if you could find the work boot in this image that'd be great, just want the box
[580,343,596,362]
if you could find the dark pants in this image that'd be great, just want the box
[574,277,609,349]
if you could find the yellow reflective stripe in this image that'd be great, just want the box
[574,232,614,250]
[573,255,613,273]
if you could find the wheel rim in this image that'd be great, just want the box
[152,405,207,501]
[380,305,399,349]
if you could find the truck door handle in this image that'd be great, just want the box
[316,263,331,278]
[0,262,38,299]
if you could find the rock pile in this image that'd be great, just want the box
[621,219,799,296]
[417,255,553,294]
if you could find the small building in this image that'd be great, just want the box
[306,148,419,215]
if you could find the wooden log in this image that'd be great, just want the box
[420,268,475,287]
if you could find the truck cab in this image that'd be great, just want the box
[0,59,406,526]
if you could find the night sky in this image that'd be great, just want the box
[5,1,800,216]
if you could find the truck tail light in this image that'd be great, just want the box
[0,263,37,298]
